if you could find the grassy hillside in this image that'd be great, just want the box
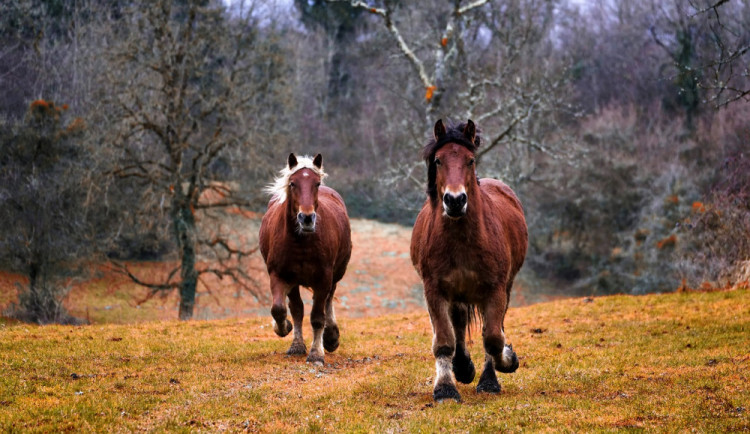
[1,288,748,432]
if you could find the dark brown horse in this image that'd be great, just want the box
[259,153,352,365]
[411,119,528,402]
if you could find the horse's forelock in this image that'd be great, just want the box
[423,121,481,203]
[265,155,327,204]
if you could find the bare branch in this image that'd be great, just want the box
[458,0,490,15]
[476,105,533,161]
[327,0,432,89]
[110,261,180,291]
[688,0,730,18]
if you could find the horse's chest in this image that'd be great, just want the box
[438,267,481,296]
[272,242,329,284]
[428,241,503,299]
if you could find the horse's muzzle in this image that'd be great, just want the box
[297,211,317,232]
[443,192,467,218]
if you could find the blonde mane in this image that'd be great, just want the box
[265,155,327,204]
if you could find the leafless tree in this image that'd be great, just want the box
[99,0,292,320]
[689,0,750,107]
[324,0,576,197]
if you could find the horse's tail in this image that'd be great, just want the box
[467,303,479,344]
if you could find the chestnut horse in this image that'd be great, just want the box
[411,119,528,402]
[259,153,352,365]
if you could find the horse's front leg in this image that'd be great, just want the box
[450,303,475,384]
[307,274,333,365]
[286,285,307,355]
[425,281,460,402]
[477,289,519,394]
[270,274,293,337]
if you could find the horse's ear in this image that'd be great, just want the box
[288,153,297,169]
[463,119,476,144]
[313,153,323,169]
[434,119,447,140]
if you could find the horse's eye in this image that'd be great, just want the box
[468,158,475,166]
[435,158,442,166]
[289,182,295,188]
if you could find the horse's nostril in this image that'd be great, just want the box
[457,193,467,206]
[304,214,313,224]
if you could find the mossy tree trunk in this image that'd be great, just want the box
[174,200,198,321]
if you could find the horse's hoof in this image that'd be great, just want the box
[323,325,340,352]
[476,378,501,394]
[452,355,476,384]
[286,342,307,356]
[497,345,519,373]
[306,351,324,366]
[477,363,501,394]
[273,319,292,337]
[433,383,461,403]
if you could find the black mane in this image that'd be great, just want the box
[423,120,482,203]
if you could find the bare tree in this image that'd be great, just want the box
[100,0,292,320]
[648,0,709,130]
[324,0,575,188]
[689,0,750,107]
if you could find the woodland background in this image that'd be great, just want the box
[0,0,748,323]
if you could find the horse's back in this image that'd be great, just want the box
[318,186,350,234]
[480,178,528,273]
[320,186,346,208]
[479,178,523,213]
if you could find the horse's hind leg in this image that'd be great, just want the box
[477,291,518,394]
[450,303,475,384]
[497,278,520,374]
[477,331,519,394]
[286,285,307,355]
[323,284,340,352]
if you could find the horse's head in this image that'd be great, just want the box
[424,119,481,219]
[287,153,324,233]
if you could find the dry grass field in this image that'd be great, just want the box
[1,287,748,432]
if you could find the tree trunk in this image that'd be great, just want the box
[174,202,198,320]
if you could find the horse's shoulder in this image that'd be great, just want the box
[412,201,432,234]
[410,200,433,269]
[259,206,274,260]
